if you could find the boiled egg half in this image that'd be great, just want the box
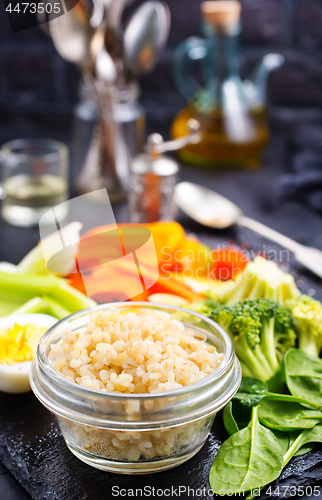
[0,313,57,394]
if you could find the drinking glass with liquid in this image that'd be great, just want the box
[1,139,69,227]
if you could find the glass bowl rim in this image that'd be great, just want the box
[36,301,236,400]
[1,138,69,163]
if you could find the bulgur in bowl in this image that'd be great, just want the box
[30,303,241,474]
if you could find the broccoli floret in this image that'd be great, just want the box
[206,257,300,306]
[286,294,322,358]
[188,299,219,317]
[203,298,296,387]
[274,303,297,362]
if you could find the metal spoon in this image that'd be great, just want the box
[175,182,322,279]
[96,0,128,84]
[106,0,127,30]
[48,1,105,76]
[123,1,170,75]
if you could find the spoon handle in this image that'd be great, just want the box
[238,216,302,253]
[238,216,322,279]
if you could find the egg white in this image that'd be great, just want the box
[0,361,32,394]
[0,313,57,394]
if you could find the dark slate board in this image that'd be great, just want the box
[0,229,322,500]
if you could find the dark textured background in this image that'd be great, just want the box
[1,0,322,142]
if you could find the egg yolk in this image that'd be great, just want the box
[0,323,47,364]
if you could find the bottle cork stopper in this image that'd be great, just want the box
[201,1,241,26]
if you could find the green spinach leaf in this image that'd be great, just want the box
[236,390,321,411]
[226,398,254,432]
[209,406,284,494]
[258,399,322,431]
[272,430,289,456]
[284,423,322,465]
[234,392,266,408]
[282,349,322,408]
[246,424,322,500]
[288,430,314,457]
[223,401,239,436]
[235,377,321,411]
[239,378,269,394]
[294,443,315,456]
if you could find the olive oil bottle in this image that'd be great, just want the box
[171,1,283,168]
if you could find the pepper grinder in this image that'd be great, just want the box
[128,119,200,223]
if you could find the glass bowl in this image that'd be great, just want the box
[30,302,241,474]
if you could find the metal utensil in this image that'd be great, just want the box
[95,1,127,85]
[88,0,128,202]
[47,0,140,205]
[75,81,145,203]
[91,0,105,28]
[175,182,322,279]
[106,0,127,29]
[124,1,170,75]
[96,46,118,83]
[48,2,104,76]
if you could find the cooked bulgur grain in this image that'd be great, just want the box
[59,415,213,461]
[49,309,223,393]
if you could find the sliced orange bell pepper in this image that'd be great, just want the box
[172,236,212,278]
[147,275,203,303]
[68,271,87,296]
[210,248,248,280]
[145,221,185,267]
[69,257,202,305]
[68,222,204,304]
[78,254,148,302]
[78,222,186,270]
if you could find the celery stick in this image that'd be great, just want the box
[49,280,96,313]
[16,243,52,275]
[0,270,95,318]
[10,297,50,316]
[42,296,72,320]
[17,222,82,276]
[11,296,72,320]
[0,302,21,316]
[0,272,58,297]
[0,290,26,307]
